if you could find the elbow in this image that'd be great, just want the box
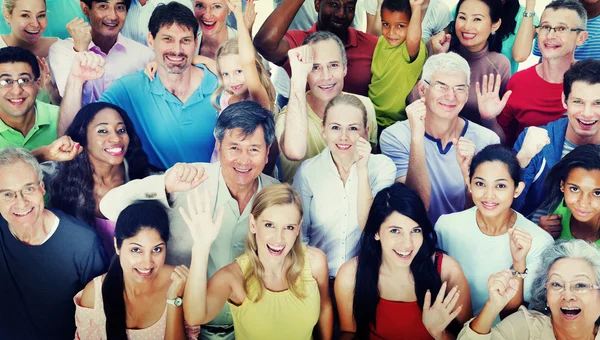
[253,32,279,59]
[283,148,306,161]
[512,53,529,63]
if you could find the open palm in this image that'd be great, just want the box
[179,188,224,248]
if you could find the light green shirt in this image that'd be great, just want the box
[0,100,58,150]
[554,201,600,245]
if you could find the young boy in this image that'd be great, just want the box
[369,0,427,130]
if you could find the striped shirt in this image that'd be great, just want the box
[532,14,600,60]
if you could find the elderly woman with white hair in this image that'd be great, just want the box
[458,239,600,339]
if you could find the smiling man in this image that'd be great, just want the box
[48,0,154,106]
[59,2,219,169]
[0,47,58,150]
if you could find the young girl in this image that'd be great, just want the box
[541,144,600,245]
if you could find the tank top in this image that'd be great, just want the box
[370,252,444,340]
[228,247,321,340]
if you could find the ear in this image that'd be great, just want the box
[343,64,348,77]
[562,92,567,110]
[314,0,321,13]
[39,181,46,196]
[374,232,380,241]
[365,124,370,138]
[264,144,270,164]
[114,237,120,256]
[249,213,257,234]
[80,1,90,18]
[417,80,427,98]
[491,18,502,34]
[513,181,526,198]
[147,32,154,49]
[576,30,589,47]
[560,180,565,193]
[321,123,326,139]
[3,10,11,22]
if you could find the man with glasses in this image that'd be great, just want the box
[491,0,588,146]
[0,147,108,339]
[380,52,499,225]
[0,47,59,150]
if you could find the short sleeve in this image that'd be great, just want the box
[73,279,103,340]
[370,155,397,196]
[364,0,378,15]
[79,235,109,285]
[380,125,411,179]
[98,79,125,106]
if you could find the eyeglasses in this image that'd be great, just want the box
[536,25,584,36]
[423,79,469,96]
[0,182,42,203]
[546,281,600,294]
[0,76,38,89]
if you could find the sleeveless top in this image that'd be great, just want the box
[228,248,321,340]
[370,252,444,340]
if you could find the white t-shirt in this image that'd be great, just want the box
[435,207,554,324]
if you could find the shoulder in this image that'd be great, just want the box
[439,254,464,280]
[79,275,103,308]
[35,100,59,116]
[436,208,475,230]
[49,38,75,52]
[355,28,378,45]
[285,29,311,46]
[307,246,328,279]
[213,261,244,284]
[336,257,358,288]
[465,120,501,144]
[53,210,97,238]
[515,213,554,244]
[380,121,411,144]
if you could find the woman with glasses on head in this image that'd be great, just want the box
[458,239,600,340]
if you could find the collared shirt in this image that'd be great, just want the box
[122,0,194,45]
[196,26,237,55]
[99,65,219,168]
[0,100,58,150]
[293,147,396,276]
[48,33,155,105]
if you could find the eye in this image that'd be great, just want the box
[312,65,320,71]
[38,14,46,19]
[230,146,238,150]
[390,228,400,234]
[235,69,243,74]
[549,281,564,289]
[330,63,339,68]
[153,247,163,253]
[99,4,108,9]
[117,5,126,11]
[97,128,108,134]
[473,17,482,21]
[382,22,389,27]
[557,26,568,32]
[265,223,273,228]
[0,80,8,86]
[21,14,29,18]
[457,15,466,21]
[131,247,141,253]
[286,225,295,230]
[350,126,358,131]
[412,227,422,233]
[331,125,340,130]
[593,190,600,197]
[222,72,229,77]
[251,148,259,152]
[347,6,355,11]
[594,101,600,106]
[183,38,193,44]
[541,25,552,31]
[574,282,590,289]
[1,192,14,200]
[117,127,127,134]
[163,37,171,42]
[22,185,36,194]
[215,4,222,9]
[569,186,580,193]
[475,181,485,187]
[397,24,405,29]
[572,99,583,105]
[496,183,506,189]
[195,3,204,8]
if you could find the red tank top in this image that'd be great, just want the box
[369,253,444,340]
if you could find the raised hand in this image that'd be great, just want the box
[354,137,371,170]
[44,135,83,162]
[36,56,59,99]
[167,265,190,300]
[164,163,208,194]
[243,0,257,32]
[476,73,512,121]
[179,188,225,247]
[70,52,105,82]
[430,31,451,55]
[422,281,463,340]
[66,18,92,52]
[288,45,314,81]
[539,214,562,239]
[518,127,550,166]
[144,61,158,81]
[508,226,532,267]
[486,270,520,313]
[227,0,242,13]
[410,0,425,8]
[452,137,476,185]
[406,97,427,137]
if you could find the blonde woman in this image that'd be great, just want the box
[181,184,333,339]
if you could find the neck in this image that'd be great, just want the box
[306,92,328,119]
[538,57,575,83]
[139,0,149,6]
[380,255,412,280]
[259,254,289,279]
[0,107,36,137]
[331,151,354,176]
[156,66,193,99]
[90,159,125,185]
[9,209,50,245]
[226,178,258,213]
[585,3,600,19]
[476,209,514,235]
[123,275,155,298]
[203,29,228,49]
[463,42,487,54]
[91,32,118,54]
[553,321,597,340]
[565,125,600,146]
[316,23,348,44]
[4,33,35,51]
[424,115,463,147]
[571,216,600,242]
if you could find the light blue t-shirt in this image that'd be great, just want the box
[99,65,219,169]
[380,118,500,224]
[532,14,600,59]
[435,207,554,325]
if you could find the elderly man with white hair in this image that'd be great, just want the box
[380,52,500,224]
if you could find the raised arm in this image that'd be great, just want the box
[515,127,550,168]
[407,0,424,60]
[405,98,431,211]
[500,227,532,317]
[31,135,82,163]
[355,137,374,231]
[253,0,303,63]
[279,45,313,161]
[166,265,190,340]
[512,0,537,63]
[367,0,384,36]
[476,74,512,144]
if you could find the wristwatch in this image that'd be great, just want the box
[510,266,529,279]
[167,297,183,307]
[523,11,535,17]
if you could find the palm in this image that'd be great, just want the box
[179,189,224,246]
[478,92,504,120]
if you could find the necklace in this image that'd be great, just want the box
[476,210,517,236]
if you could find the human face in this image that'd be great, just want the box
[217,126,269,188]
[420,71,469,120]
[0,62,38,123]
[82,0,127,40]
[86,108,130,167]
[561,168,600,225]
[0,161,45,230]
[565,81,600,141]
[307,39,346,105]
[375,211,424,268]
[381,8,409,47]
[194,0,228,38]
[323,104,367,158]
[148,24,197,74]
[470,161,524,218]
[455,0,500,53]
[546,258,600,332]
[538,9,587,60]
[316,0,356,36]
[116,228,167,283]
[4,0,47,44]
[218,54,248,96]
[250,204,301,259]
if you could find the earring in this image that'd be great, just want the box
[491,31,496,35]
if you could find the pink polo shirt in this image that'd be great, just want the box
[280,24,377,97]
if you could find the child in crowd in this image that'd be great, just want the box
[541,144,600,245]
[368,0,427,131]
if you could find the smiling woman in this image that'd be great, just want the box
[0,0,57,57]
[194,0,236,58]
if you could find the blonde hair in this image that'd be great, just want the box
[3,0,46,13]
[244,184,306,302]
[211,37,277,113]
[323,93,368,128]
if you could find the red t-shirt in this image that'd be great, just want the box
[280,24,377,97]
[497,64,565,146]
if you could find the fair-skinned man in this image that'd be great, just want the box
[0,47,58,150]
[277,31,378,183]
[99,101,278,339]
[0,147,107,339]
[59,2,219,169]
[485,0,589,145]
[380,52,500,224]
[121,0,194,45]
[48,0,155,106]
[511,58,600,227]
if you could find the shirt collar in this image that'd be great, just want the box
[0,101,47,133]
[150,63,217,100]
[89,33,127,55]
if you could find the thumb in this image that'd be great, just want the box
[451,138,458,146]
[500,90,513,106]
[506,278,519,298]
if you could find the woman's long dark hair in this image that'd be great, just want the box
[450,0,511,53]
[353,183,458,338]
[102,200,170,339]
[50,102,158,226]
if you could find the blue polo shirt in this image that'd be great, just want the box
[99,64,218,169]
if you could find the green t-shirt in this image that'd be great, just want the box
[554,201,600,245]
[0,100,59,150]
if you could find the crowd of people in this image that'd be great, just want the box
[0,0,599,339]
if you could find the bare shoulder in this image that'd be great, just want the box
[336,258,358,289]
[79,274,105,309]
[215,262,244,282]
[439,254,464,281]
[306,246,328,277]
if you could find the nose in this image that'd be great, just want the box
[107,6,118,20]
[577,192,591,208]
[321,66,332,80]
[8,81,24,95]
[561,286,577,301]
[141,252,153,268]
[107,130,122,143]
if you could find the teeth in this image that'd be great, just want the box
[394,250,411,256]
[268,244,284,251]
[462,33,476,38]
[562,307,580,310]
[14,208,33,216]
[105,147,122,153]
[319,84,335,89]
[579,119,597,125]
[9,99,24,103]
[235,168,250,173]
[25,30,40,34]
[104,23,118,27]
[137,268,151,274]
[203,21,216,25]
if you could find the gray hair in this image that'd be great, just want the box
[213,101,275,146]
[421,52,471,86]
[530,240,600,320]
[3,0,46,14]
[0,147,43,182]
[544,0,587,30]
[302,31,348,68]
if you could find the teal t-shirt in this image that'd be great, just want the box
[554,201,600,245]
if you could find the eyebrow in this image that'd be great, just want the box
[549,273,594,280]
[0,182,37,192]
[434,80,468,87]
[94,121,125,127]
[0,72,33,78]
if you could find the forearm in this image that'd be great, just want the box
[516,151,533,169]
[58,77,84,136]
[406,6,423,60]
[280,77,308,160]
[469,302,503,335]
[406,137,431,211]
[502,261,526,316]
[253,0,303,61]
[317,303,333,340]
[368,0,384,36]
[512,7,536,62]
[165,305,186,340]
[481,119,506,145]
[183,246,211,325]
[356,169,373,231]
[31,145,49,163]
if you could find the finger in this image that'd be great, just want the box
[494,73,502,93]
[179,206,192,229]
[180,165,191,182]
[435,281,448,304]
[487,73,494,93]
[475,81,482,98]
[443,285,459,308]
[203,189,210,214]
[449,305,463,320]
[548,214,562,220]
[481,74,488,94]
[423,289,432,309]
[500,90,512,106]
[446,289,460,312]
